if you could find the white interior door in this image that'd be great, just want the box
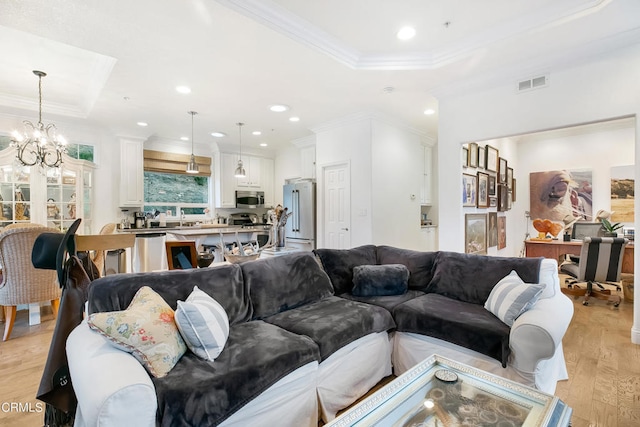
[323,163,350,249]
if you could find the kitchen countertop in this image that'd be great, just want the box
[117,224,271,235]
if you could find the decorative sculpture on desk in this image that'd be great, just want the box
[0,193,5,221]
[47,198,60,219]
[15,188,28,220]
[532,218,564,240]
[67,192,76,219]
[269,204,292,248]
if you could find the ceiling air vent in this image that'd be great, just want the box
[517,75,548,92]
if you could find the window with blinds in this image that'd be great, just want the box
[143,150,212,217]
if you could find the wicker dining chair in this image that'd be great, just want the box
[0,224,61,341]
[91,223,117,276]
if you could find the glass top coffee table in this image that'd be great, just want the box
[327,355,571,427]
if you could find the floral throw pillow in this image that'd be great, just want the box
[88,286,187,378]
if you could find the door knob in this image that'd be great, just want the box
[341,227,349,231]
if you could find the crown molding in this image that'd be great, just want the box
[215,0,613,71]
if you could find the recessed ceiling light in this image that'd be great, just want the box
[289,116,300,122]
[424,109,435,115]
[137,122,148,127]
[210,132,226,138]
[260,143,268,147]
[176,86,191,94]
[180,136,189,141]
[269,104,289,112]
[252,131,262,136]
[397,26,416,40]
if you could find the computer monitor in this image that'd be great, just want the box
[571,221,603,240]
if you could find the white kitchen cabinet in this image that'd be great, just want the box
[119,137,144,207]
[421,226,438,251]
[300,145,316,179]
[420,145,433,205]
[261,157,275,207]
[236,156,261,188]
[214,153,275,208]
[214,152,239,208]
[0,147,94,233]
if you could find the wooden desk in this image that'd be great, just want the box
[525,239,634,274]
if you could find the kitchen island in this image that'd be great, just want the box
[118,224,271,269]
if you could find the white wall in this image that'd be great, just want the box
[437,43,640,341]
[274,144,302,206]
[519,118,635,221]
[371,120,424,249]
[314,115,373,247]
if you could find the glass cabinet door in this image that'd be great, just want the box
[0,164,31,227]
[0,146,94,232]
[46,167,80,231]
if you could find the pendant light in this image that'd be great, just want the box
[11,70,67,169]
[186,111,198,174]
[234,122,246,178]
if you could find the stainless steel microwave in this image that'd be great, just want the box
[236,190,265,208]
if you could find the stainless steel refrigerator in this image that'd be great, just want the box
[283,180,316,251]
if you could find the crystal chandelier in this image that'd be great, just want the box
[186,111,199,174]
[234,122,246,178]
[11,70,67,168]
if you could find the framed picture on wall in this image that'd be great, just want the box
[468,142,479,168]
[485,145,499,172]
[488,175,496,196]
[507,167,514,190]
[512,178,517,202]
[463,173,477,207]
[477,172,489,208]
[498,157,508,184]
[465,213,487,255]
[462,147,469,167]
[498,216,507,250]
[477,146,486,169]
[488,212,498,247]
[497,184,509,212]
[489,197,497,207]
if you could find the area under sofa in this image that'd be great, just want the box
[66,246,573,426]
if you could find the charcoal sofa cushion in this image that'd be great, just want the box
[152,321,320,426]
[88,263,252,325]
[352,264,409,297]
[394,293,511,367]
[376,245,438,291]
[242,252,334,320]
[264,296,395,361]
[314,245,378,295]
[339,290,425,312]
[426,251,543,305]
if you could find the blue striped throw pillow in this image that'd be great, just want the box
[175,286,230,361]
[484,270,545,327]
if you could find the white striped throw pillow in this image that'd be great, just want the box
[484,270,545,327]
[175,286,230,361]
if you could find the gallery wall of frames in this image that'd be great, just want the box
[462,142,515,255]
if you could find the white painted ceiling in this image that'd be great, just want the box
[0,0,638,151]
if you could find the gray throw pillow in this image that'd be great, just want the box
[352,264,410,297]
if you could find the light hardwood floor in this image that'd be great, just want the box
[1,276,639,427]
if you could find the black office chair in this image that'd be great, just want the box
[560,237,628,307]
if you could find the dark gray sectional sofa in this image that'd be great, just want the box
[67,245,573,427]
